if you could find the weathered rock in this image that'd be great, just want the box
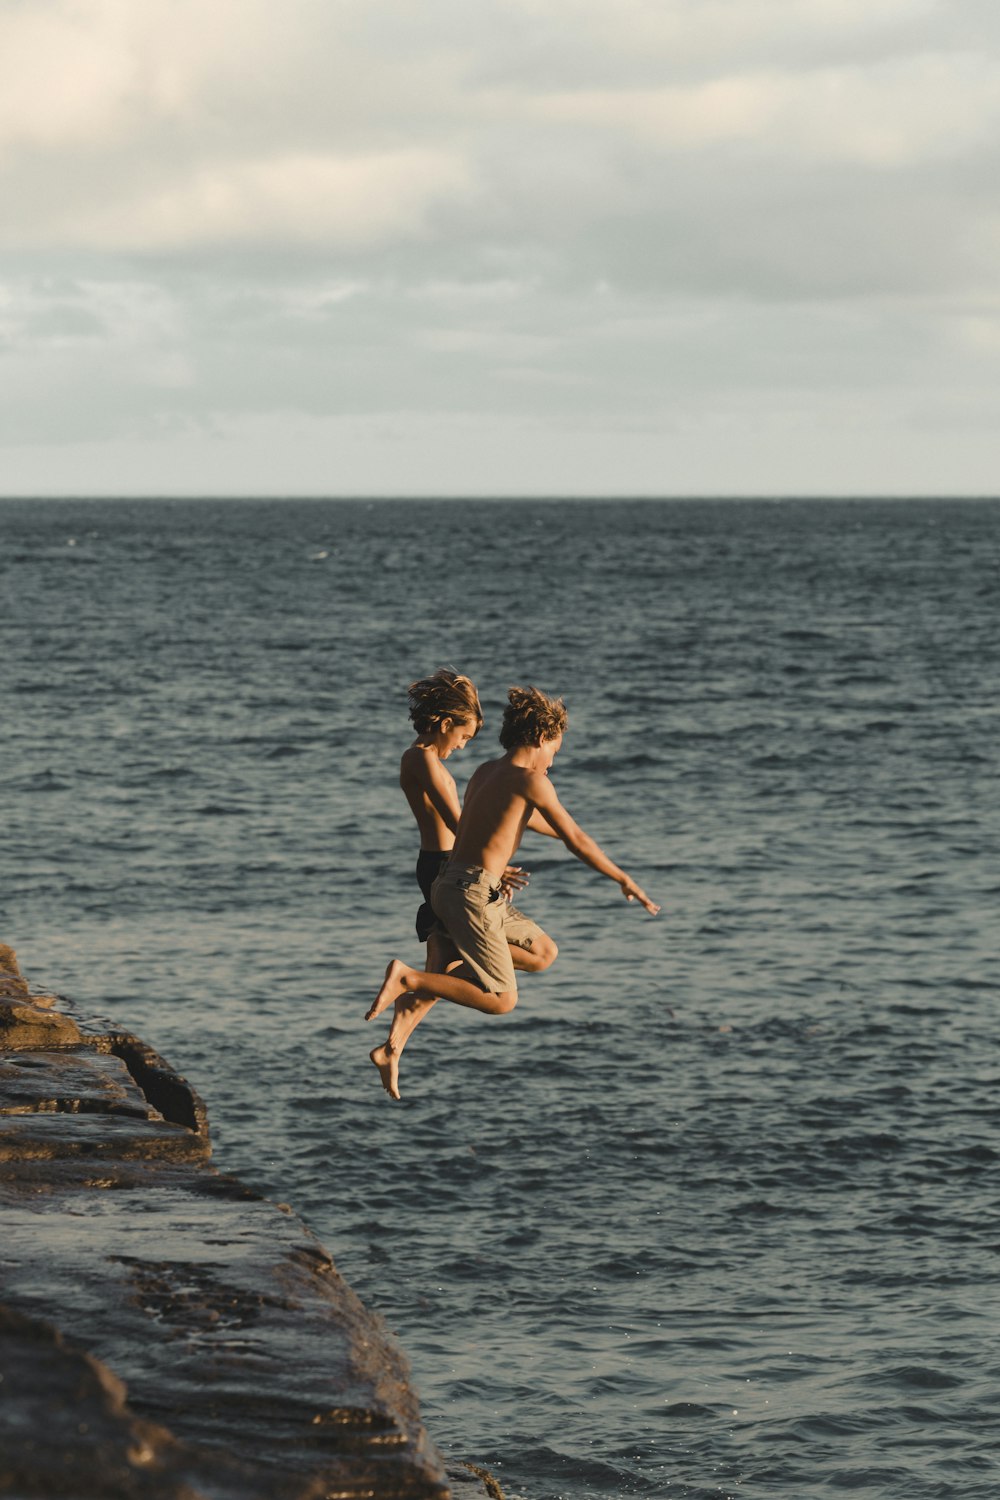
[0,946,82,1051]
[0,1049,164,1119]
[0,944,29,995]
[0,1303,266,1499]
[0,943,500,1499]
[0,996,83,1049]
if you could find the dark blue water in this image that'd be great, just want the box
[3,497,999,1499]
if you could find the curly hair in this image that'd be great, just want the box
[407,668,483,735]
[499,685,568,749]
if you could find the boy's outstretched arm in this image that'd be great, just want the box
[530,776,660,915]
[525,808,561,838]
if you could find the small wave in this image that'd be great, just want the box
[829,671,895,687]
[573,751,664,773]
[298,1094,339,1113]
[509,1444,646,1491]
[790,1411,872,1438]
[20,770,71,792]
[956,1144,996,1162]
[824,1131,903,1160]
[662,1401,715,1419]
[749,750,820,767]
[880,1365,964,1392]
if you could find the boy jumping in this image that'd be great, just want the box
[366,685,658,1026]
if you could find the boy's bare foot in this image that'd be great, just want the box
[370,1043,401,1100]
[366,959,408,1022]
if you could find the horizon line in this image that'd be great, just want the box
[2,492,999,503]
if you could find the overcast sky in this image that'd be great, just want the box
[2,0,998,496]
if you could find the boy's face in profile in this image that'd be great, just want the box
[436,716,478,759]
[537,733,563,771]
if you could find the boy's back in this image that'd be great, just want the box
[400,743,459,849]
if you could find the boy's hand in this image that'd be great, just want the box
[620,876,660,915]
[501,865,529,901]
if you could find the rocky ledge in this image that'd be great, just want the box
[0,944,497,1500]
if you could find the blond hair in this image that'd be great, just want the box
[407,668,483,735]
[499,685,568,749]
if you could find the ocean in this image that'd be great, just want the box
[3,496,998,1499]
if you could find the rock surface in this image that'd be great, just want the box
[0,943,499,1500]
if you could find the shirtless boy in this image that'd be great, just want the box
[369,669,555,1099]
[366,685,659,1030]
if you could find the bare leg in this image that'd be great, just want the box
[510,933,558,974]
[369,1040,402,1099]
[366,959,517,1020]
[369,931,550,1099]
[370,934,456,1100]
[384,933,550,1054]
[387,933,454,1051]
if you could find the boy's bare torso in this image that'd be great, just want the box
[451,757,544,877]
[399,745,460,851]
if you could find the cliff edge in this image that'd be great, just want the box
[0,943,497,1500]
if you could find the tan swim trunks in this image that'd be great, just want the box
[430,861,545,995]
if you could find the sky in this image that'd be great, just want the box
[2,0,999,497]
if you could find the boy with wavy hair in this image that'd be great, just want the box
[368,668,479,1100]
[401,668,484,954]
[366,684,658,1039]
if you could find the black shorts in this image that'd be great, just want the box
[415,849,449,943]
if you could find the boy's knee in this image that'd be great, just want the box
[529,935,557,971]
[539,937,558,970]
[494,990,518,1014]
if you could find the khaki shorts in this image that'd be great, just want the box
[430,862,545,995]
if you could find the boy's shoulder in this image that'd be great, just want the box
[400,742,449,782]
[467,755,519,788]
[471,757,546,795]
[521,766,556,798]
[467,754,501,783]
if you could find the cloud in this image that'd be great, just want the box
[6,148,470,252]
[4,1,997,258]
[1,0,999,491]
[526,51,1000,166]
